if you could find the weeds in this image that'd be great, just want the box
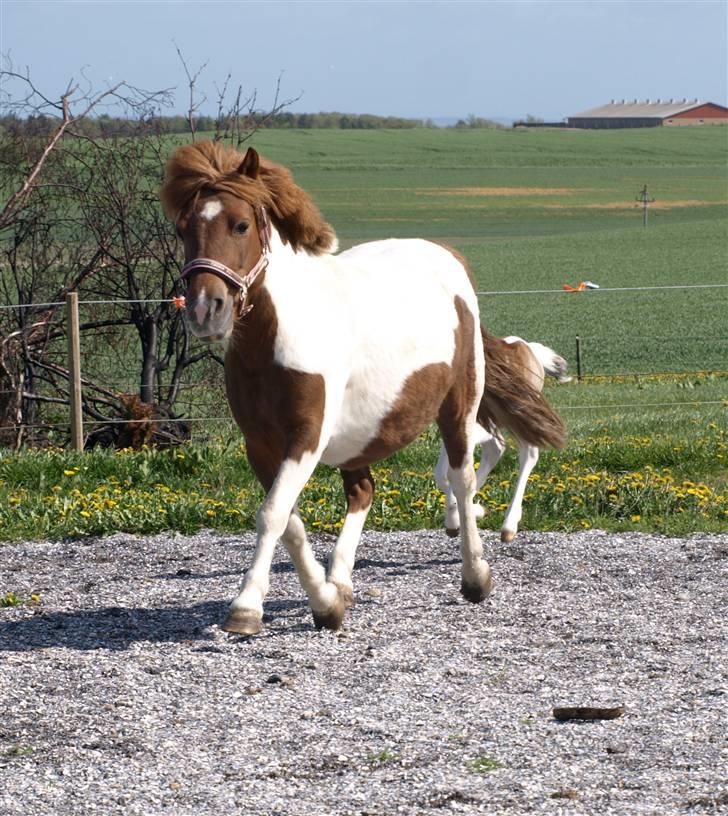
[0,410,725,542]
[467,756,503,774]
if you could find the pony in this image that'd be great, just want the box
[435,335,568,543]
[161,140,551,634]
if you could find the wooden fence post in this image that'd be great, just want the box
[66,291,83,451]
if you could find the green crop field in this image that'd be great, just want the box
[237,127,728,377]
[2,126,726,541]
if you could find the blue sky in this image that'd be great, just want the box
[2,0,726,121]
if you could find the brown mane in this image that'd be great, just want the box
[160,140,337,255]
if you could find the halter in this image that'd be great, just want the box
[180,206,272,318]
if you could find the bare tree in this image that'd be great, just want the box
[0,54,299,448]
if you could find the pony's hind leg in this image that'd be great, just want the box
[500,440,539,543]
[326,467,375,610]
[438,413,492,604]
[436,424,499,538]
[434,446,460,537]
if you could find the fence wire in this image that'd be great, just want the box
[2,284,726,447]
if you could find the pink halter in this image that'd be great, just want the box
[180,206,272,318]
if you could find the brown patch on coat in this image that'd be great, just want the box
[479,329,566,449]
[341,362,452,470]
[224,285,326,476]
[341,467,375,513]
[437,295,477,469]
[342,294,478,471]
[161,140,337,255]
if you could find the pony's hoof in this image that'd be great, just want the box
[221,609,263,636]
[460,564,493,604]
[500,528,516,543]
[445,527,460,538]
[311,594,346,631]
[332,582,355,608]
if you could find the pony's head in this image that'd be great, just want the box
[161,140,337,342]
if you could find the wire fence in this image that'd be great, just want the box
[1,282,726,447]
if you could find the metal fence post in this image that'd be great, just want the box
[66,291,83,451]
[575,335,583,382]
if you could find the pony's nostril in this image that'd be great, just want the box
[213,297,225,314]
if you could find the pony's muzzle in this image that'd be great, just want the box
[184,292,233,340]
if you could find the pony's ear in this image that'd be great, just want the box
[238,147,259,179]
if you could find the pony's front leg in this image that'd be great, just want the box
[223,451,331,635]
[327,467,375,607]
[280,510,346,631]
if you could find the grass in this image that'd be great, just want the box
[3,126,727,541]
[1,389,725,542]
[467,756,504,774]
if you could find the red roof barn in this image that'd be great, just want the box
[568,99,728,128]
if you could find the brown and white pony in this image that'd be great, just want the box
[436,335,568,542]
[162,141,547,635]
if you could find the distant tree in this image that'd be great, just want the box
[452,113,502,129]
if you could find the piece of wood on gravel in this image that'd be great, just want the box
[552,705,625,721]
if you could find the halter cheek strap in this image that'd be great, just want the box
[180,206,272,318]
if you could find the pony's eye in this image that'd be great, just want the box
[233,221,249,235]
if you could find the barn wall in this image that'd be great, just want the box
[665,104,728,126]
[567,117,662,129]
[671,104,728,120]
[664,117,728,126]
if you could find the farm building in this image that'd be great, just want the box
[567,99,728,128]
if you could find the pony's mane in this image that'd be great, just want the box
[160,140,337,255]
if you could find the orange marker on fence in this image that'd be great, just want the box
[562,281,600,293]
[172,295,186,310]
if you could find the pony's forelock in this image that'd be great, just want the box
[161,141,337,255]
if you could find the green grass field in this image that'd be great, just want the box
[2,126,726,541]
[242,127,728,377]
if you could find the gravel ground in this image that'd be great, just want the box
[1,528,726,815]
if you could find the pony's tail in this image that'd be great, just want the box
[478,328,567,449]
[527,342,572,384]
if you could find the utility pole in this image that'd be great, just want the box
[636,185,655,227]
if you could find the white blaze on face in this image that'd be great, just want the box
[200,199,223,221]
[194,285,208,325]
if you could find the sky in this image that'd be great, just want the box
[2,0,727,122]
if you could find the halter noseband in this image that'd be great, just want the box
[180,206,272,318]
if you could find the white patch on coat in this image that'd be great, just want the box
[260,235,479,467]
[200,199,223,221]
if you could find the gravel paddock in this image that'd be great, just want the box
[1,528,726,815]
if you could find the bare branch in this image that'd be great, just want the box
[173,42,208,141]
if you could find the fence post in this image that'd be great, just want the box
[66,291,83,451]
[575,335,583,382]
